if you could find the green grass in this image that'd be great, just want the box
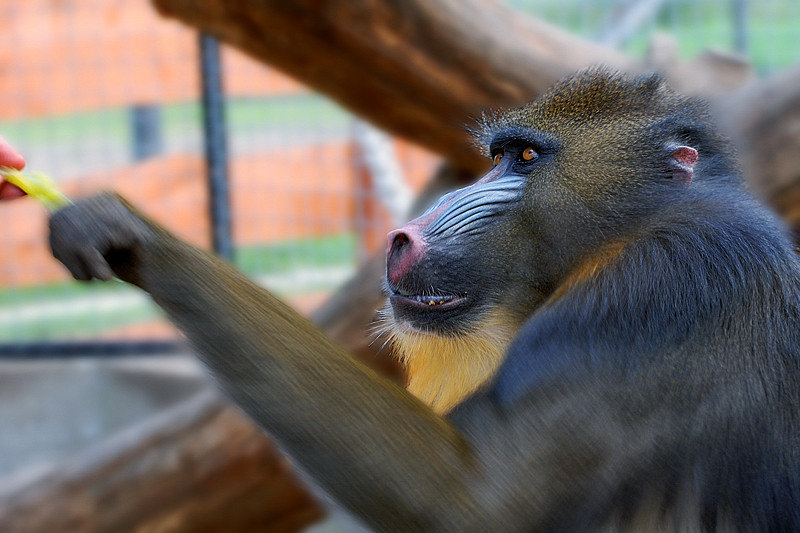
[507,0,619,31]
[224,94,350,130]
[0,298,159,342]
[0,93,348,148]
[0,278,135,307]
[0,107,131,147]
[0,281,157,341]
[622,2,800,72]
[235,233,356,276]
[510,0,800,73]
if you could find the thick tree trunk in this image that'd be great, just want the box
[0,391,324,532]
[717,63,800,232]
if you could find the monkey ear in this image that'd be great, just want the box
[664,144,698,188]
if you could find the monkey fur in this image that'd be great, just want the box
[49,69,800,531]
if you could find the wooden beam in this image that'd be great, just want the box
[151,0,633,173]
[0,391,323,532]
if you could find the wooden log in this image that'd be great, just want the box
[0,390,323,532]
[711,63,800,240]
[717,63,800,203]
[645,33,754,97]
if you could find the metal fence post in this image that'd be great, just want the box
[199,34,234,262]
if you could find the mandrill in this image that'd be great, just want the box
[49,69,800,532]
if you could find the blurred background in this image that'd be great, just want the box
[0,0,799,531]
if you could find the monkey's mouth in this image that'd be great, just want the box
[388,291,467,312]
[387,286,473,333]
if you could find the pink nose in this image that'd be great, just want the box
[386,227,426,285]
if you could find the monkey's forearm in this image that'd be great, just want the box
[134,228,484,530]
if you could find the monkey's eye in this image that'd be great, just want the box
[492,152,503,167]
[520,147,539,162]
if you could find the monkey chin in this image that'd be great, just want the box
[377,306,518,414]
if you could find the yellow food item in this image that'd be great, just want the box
[0,166,71,211]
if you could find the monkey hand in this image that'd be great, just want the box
[49,192,154,286]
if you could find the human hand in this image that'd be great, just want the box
[0,136,28,200]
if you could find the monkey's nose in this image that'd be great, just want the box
[387,228,425,285]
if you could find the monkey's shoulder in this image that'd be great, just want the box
[491,192,800,407]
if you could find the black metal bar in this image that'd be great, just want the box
[0,340,185,359]
[199,33,233,261]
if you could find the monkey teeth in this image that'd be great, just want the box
[388,290,465,313]
[410,295,457,306]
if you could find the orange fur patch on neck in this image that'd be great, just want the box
[549,239,628,302]
[387,311,519,414]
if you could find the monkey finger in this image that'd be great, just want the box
[48,226,111,281]
[52,250,93,281]
[57,248,114,282]
[81,248,116,282]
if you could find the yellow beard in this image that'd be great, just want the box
[382,309,519,414]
